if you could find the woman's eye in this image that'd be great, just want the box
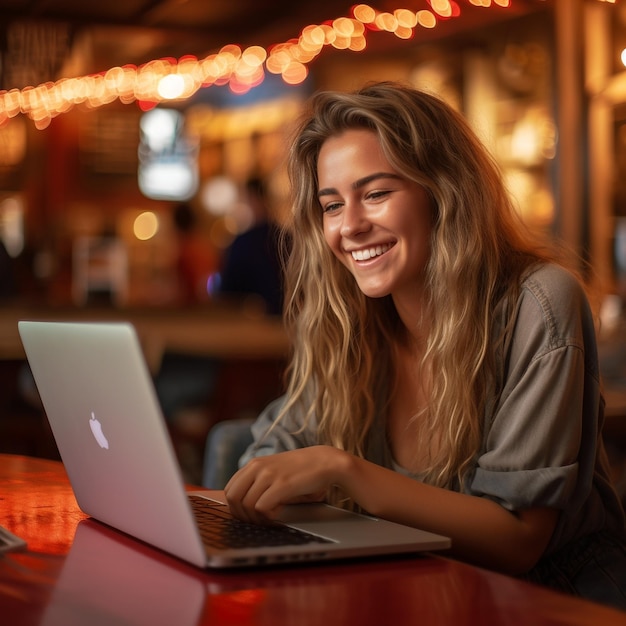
[322,201,342,213]
[367,190,390,201]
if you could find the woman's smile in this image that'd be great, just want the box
[349,241,396,262]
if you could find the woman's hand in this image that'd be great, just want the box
[224,445,558,575]
[224,446,349,524]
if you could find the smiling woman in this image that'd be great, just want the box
[222,82,626,610]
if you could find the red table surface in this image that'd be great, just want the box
[1,453,625,626]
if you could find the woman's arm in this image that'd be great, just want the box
[224,445,558,575]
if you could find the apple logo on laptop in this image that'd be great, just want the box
[89,412,109,449]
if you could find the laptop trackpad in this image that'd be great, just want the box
[276,503,372,524]
[276,503,386,543]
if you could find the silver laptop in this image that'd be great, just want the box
[18,320,451,568]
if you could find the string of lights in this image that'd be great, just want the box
[0,0,608,130]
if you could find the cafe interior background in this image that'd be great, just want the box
[0,0,625,492]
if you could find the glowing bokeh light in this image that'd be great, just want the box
[430,0,453,18]
[157,74,186,99]
[0,2,543,128]
[133,211,159,241]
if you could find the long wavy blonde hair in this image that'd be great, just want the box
[276,82,553,488]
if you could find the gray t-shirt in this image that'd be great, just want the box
[240,263,625,554]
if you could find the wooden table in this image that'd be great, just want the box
[0,304,289,367]
[1,454,625,626]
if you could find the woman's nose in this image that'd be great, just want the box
[340,202,370,237]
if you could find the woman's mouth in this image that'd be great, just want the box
[351,242,394,261]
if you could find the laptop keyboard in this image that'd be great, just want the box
[188,495,332,550]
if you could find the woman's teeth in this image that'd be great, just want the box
[351,243,391,261]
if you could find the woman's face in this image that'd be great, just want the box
[318,129,433,302]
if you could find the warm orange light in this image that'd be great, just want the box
[333,17,356,37]
[417,10,438,28]
[0,1,525,128]
[430,0,453,18]
[133,211,159,241]
[282,61,308,85]
[395,9,418,29]
[241,45,267,67]
[300,25,326,54]
[353,4,377,24]
[349,35,368,51]
[375,12,399,32]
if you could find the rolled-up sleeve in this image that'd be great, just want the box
[467,267,601,516]
[470,346,586,510]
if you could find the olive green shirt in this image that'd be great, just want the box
[241,264,625,554]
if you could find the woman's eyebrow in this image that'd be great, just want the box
[317,172,402,199]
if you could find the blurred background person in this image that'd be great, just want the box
[173,201,219,306]
[218,177,288,316]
